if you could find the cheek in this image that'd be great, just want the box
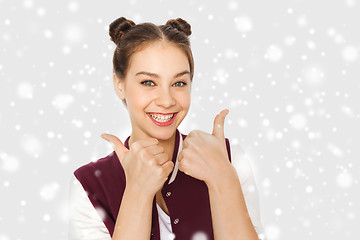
[174,88,191,104]
[180,92,191,109]
[126,89,150,108]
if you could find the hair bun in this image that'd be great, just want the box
[166,18,192,36]
[109,17,136,45]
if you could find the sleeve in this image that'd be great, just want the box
[230,144,266,240]
[68,174,112,240]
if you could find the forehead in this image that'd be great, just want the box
[127,42,190,76]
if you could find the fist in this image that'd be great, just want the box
[177,109,234,186]
[100,134,174,197]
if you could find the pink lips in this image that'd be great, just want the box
[147,112,177,127]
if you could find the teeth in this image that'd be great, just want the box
[149,113,174,122]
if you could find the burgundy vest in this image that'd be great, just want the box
[74,128,232,239]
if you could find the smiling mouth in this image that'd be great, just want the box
[148,112,175,122]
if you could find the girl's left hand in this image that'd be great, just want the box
[178,109,236,187]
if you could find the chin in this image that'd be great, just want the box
[151,128,177,141]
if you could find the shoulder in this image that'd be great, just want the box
[68,175,111,239]
[73,151,126,194]
[74,151,117,171]
[228,141,255,185]
[228,142,265,238]
[74,151,123,180]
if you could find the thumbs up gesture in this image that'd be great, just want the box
[178,109,235,187]
[100,134,174,197]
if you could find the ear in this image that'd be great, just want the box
[113,73,126,100]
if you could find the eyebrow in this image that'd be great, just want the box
[135,70,190,79]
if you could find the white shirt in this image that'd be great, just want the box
[69,134,266,240]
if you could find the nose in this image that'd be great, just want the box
[155,87,176,108]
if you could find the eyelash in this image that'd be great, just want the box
[140,80,187,87]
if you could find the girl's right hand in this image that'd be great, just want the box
[100,133,175,197]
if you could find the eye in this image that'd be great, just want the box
[140,80,187,87]
[140,80,155,86]
[173,81,187,87]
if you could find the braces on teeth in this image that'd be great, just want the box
[149,113,174,122]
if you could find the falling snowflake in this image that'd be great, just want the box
[234,16,253,32]
[284,36,296,46]
[43,214,51,222]
[67,1,79,12]
[0,152,20,172]
[327,143,344,157]
[23,0,34,8]
[297,15,308,27]
[227,1,238,11]
[265,224,280,239]
[63,24,84,44]
[191,231,208,240]
[95,206,107,221]
[17,82,33,99]
[342,45,358,62]
[40,182,60,201]
[21,135,44,157]
[289,113,307,130]
[264,45,283,62]
[52,94,75,111]
[303,66,325,86]
[37,7,46,16]
[0,234,10,240]
[336,172,353,188]
[168,233,176,240]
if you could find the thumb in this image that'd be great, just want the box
[100,133,129,165]
[212,109,229,140]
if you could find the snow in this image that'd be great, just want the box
[52,94,74,110]
[265,224,280,239]
[336,172,353,188]
[0,152,20,172]
[21,135,44,157]
[63,24,84,44]
[342,45,358,62]
[274,208,282,216]
[289,113,307,130]
[234,16,253,32]
[297,15,308,27]
[17,82,34,99]
[62,45,71,54]
[265,45,283,62]
[37,7,46,16]
[0,235,10,240]
[1,1,358,239]
[43,29,53,39]
[284,36,296,46]
[305,185,313,193]
[40,182,60,201]
[228,1,238,11]
[23,0,34,8]
[191,231,208,240]
[303,65,325,86]
[67,2,79,12]
[43,214,51,222]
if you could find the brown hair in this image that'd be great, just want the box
[108,17,194,106]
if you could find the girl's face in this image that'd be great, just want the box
[114,41,192,141]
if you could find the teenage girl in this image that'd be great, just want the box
[69,17,265,240]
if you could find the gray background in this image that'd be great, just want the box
[0,0,359,239]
